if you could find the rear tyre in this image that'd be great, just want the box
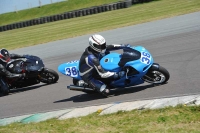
[0,79,9,96]
[0,87,9,96]
[40,68,59,84]
[142,65,170,84]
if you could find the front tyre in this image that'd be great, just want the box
[40,68,59,84]
[142,65,170,84]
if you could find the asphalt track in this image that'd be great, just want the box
[0,11,200,119]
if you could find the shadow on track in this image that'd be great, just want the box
[54,84,156,103]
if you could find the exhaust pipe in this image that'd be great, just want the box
[67,85,94,92]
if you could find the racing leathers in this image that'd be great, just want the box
[78,44,129,96]
[0,54,24,78]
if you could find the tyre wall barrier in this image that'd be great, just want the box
[7,25,10,30]
[3,25,7,31]
[17,23,22,28]
[0,0,154,32]
[20,22,23,28]
[125,0,132,7]
[132,0,152,4]
[0,26,2,32]
[11,24,15,29]
[22,21,26,27]
[39,18,43,24]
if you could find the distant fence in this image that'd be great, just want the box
[0,0,153,32]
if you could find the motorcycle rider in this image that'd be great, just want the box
[79,34,130,97]
[0,48,25,94]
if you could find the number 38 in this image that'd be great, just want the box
[141,52,151,65]
[65,66,78,77]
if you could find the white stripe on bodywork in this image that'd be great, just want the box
[79,57,115,78]
[94,65,115,78]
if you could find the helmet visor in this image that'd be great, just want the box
[93,43,106,51]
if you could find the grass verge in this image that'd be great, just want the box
[0,105,200,133]
[0,0,200,50]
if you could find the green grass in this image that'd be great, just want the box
[0,0,119,26]
[0,105,200,133]
[0,0,200,50]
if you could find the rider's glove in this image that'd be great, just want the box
[112,44,130,48]
[112,44,131,48]
[113,71,125,79]
[22,55,27,58]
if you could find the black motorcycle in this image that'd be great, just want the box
[0,55,59,95]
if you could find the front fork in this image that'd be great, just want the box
[149,63,160,71]
[143,63,160,81]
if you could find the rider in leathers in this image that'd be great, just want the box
[79,34,130,97]
[0,49,24,94]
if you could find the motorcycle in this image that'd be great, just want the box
[0,55,59,95]
[58,46,170,95]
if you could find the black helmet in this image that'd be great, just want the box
[0,49,10,62]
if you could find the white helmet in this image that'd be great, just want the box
[89,34,106,53]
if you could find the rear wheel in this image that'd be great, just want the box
[142,66,170,84]
[0,78,9,96]
[0,87,9,96]
[0,83,9,96]
[40,68,59,84]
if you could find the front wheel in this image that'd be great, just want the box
[40,68,59,84]
[142,65,170,84]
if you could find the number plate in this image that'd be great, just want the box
[65,66,78,77]
[140,52,151,65]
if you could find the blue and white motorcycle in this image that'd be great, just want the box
[58,46,170,94]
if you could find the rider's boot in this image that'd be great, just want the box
[87,78,110,97]
[77,80,85,86]
[0,78,9,95]
[99,84,110,97]
[101,88,110,97]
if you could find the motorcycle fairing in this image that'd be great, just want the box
[58,60,81,80]
[101,46,154,87]
[23,55,45,72]
[118,48,141,67]
[6,55,45,74]
[100,53,121,72]
[100,47,142,72]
